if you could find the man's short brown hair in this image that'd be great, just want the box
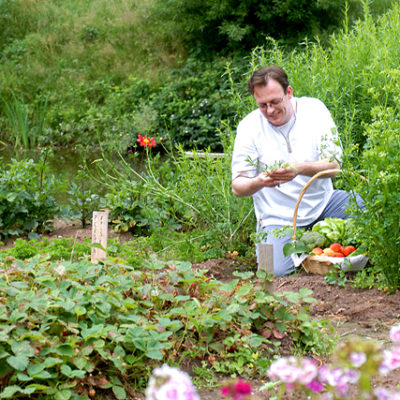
[247,65,290,95]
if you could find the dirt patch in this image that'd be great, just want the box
[2,220,400,398]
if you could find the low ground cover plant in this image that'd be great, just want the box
[0,250,334,399]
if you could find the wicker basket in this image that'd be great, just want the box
[301,255,335,275]
[291,169,368,275]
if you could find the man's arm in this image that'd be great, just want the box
[232,158,340,197]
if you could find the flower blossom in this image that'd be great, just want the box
[349,352,367,368]
[221,377,252,400]
[390,324,400,344]
[138,134,156,148]
[268,357,319,387]
[375,387,400,400]
[145,365,200,400]
[380,346,400,374]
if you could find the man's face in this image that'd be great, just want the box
[253,79,293,126]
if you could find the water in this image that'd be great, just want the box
[0,147,121,203]
[0,146,159,198]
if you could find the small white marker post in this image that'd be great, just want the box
[91,210,110,264]
[258,243,274,293]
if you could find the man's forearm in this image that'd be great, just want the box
[232,175,265,197]
[292,159,340,177]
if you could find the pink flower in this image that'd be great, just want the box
[221,386,230,396]
[349,352,367,368]
[145,365,199,400]
[221,378,252,400]
[305,379,324,393]
[234,378,252,395]
[390,324,400,343]
[297,358,319,385]
[380,346,400,374]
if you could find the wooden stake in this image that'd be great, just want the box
[258,243,274,293]
[91,210,109,264]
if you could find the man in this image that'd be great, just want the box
[231,65,357,277]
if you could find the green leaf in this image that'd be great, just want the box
[283,240,309,257]
[1,385,21,398]
[16,372,32,382]
[0,385,36,398]
[7,355,29,371]
[235,284,251,297]
[43,357,63,368]
[112,385,127,400]
[11,341,35,358]
[74,306,87,316]
[55,345,74,356]
[27,363,45,376]
[54,389,73,400]
[219,280,239,292]
[81,324,108,340]
[60,364,86,379]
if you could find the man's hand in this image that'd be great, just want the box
[266,166,297,185]
[232,159,339,197]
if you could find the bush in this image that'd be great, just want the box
[0,156,66,240]
[150,0,356,55]
[351,104,400,291]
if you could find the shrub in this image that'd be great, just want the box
[350,104,400,291]
[0,156,66,240]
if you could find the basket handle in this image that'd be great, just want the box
[292,168,341,240]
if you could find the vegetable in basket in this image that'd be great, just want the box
[283,218,360,257]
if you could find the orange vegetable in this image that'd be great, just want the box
[323,248,336,257]
[311,247,324,255]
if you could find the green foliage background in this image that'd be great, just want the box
[0,0,395,150]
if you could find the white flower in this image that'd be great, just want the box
[146,365,200,400]
[54,264,66,276]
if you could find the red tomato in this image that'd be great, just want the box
[333,252,345,257]
[342,245,356,257]
[329,243,342,252]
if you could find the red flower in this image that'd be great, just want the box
[137,134,156,148]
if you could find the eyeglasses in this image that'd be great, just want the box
[258,96,285,110]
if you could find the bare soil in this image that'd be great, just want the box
[2,220,400,398]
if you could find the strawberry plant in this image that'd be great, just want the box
[0,250,335,398]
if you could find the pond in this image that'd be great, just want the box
[0,146,145,204]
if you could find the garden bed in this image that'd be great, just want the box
[2,220,400,398]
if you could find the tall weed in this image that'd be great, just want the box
[234,1,400,155]
[94,142,255,261]
[0,92,48,149]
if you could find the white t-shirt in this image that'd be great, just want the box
[232,96,342,227]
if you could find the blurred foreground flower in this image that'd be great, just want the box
[146,365,200,400]
[221,377,253,400]
[138,134,156,148]
[267,322,400,399]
